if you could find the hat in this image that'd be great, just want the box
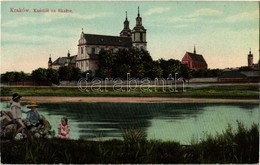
[12,93,22,101]
[27,101,39,109]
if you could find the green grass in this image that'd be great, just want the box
[1,122,259,164]
[0,84,259,99]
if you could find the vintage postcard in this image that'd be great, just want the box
[1,1,259,164]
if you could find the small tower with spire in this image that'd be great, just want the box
[193,45,196,54]
[120,11,132,37]
[248,48,253,67]
[66,50,71,66]
[131,6,147,50]
[48,54,52,69]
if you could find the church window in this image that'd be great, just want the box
[140,33,143,41]
[91,48,95,54]
[81,47,83,54]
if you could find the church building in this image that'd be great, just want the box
[48,51,77,70]
[181,47,208,71]
[48,7,147,73]
[77,7,147,72]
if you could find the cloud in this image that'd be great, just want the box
[167,8,222,24]
[2,17,50,27]
[43,12,111,21]
[144,7,170,16]
[187,8,223,18]
[1,31,61,45]
[204,9,258,24]
[2,12,111,27]
[168,16,198,23]
[224,10,258,23]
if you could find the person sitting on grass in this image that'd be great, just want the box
[10,93,26,138]
[24,101,42,129]
[58,117,70,139]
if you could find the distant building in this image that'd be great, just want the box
[48,7,147,73]
[218,70,259,83]
[181,47,208,71]
[247,49,259,70]
[76,33,132,72]
[48,51,77,70]
[77,8,147,72]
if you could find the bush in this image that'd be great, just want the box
[1,123,258,164]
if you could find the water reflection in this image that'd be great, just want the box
[0,102,258,144]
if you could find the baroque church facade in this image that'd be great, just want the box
[48,7,147,73]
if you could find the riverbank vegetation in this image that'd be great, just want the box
[0,49,225,86]
[1,122,258,164]
[1,84,258,99]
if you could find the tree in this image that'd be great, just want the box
[58,66,71,81]
[58,66,82,81]
[1,71,29,85]
[1,72,15,84]
[96,50,116,78]
[71,67,82,81]
[115,64,131,78]
[47,69,59,85]
[31,68,49,85]
[140,49,153,77]
[158,58,182,78]
[179,64,192,80]
[150,61,163,78]
[239,66,254,71]
[96,68,113,78]
[131,64,145,78]
[97,48,154,79]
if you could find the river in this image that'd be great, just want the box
[1,102,258,144]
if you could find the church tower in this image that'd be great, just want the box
[131,7,147,50]
[48,54,52,69]
[248,48,253,67]
[66,50,71,66]
[120,11,132,37]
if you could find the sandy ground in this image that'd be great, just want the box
[0,96,258,103]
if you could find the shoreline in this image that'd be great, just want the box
[0,96,258,103]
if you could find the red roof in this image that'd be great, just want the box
[185,52,207,63]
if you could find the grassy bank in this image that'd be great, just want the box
[1,122,259,164]
[0,84,259,99]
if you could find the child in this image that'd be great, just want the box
[25,101,42,128]
[10,93,26,136]
[58,117,70,139]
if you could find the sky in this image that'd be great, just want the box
[1,1,259,73]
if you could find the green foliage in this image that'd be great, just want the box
[31,68,49,85]
[238,66,255,71]
[31,68,60,85]
[47,69,59,85]
[1,123,258,164]
[191,68,223,78]
[0,87,12,95]
[0,84,258,99]
[122,129,147,143]
[97,48,153,79]
[97,48,224,80]
[186,121,259,163]
[150,61,163,78]
[58,66,82,81]
[1,71,30,84]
